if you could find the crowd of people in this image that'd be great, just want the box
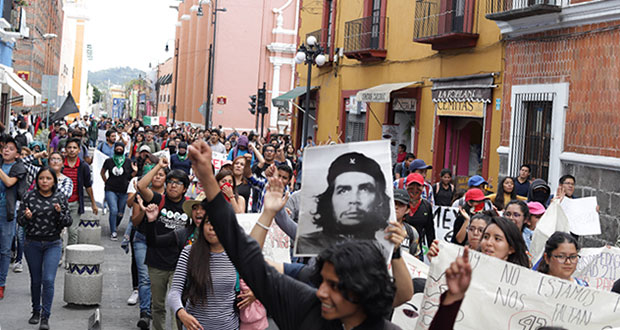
[0,113,618,330]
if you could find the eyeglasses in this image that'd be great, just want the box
[50,158,63,163]
[467,226,485,234]
[551,254,580,264]
[167,180,184,187]
[504,212,522,218]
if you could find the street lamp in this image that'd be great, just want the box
[295,35,325,146]
[26,33,59,128]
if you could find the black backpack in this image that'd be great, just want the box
[14,132,27,149]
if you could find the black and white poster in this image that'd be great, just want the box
[294,140,395,259]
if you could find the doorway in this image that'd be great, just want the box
[443,117,483,180]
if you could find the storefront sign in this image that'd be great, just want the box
[436,101,485,118]
[393,98,416,112]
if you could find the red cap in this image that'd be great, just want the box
[465,188,486,202]
[406,173,425,187]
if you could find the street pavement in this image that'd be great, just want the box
[1,201,279,330]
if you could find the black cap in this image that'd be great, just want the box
[393,189,410,204]
[326,152,386,191]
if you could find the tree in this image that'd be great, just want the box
[92,84,102,104]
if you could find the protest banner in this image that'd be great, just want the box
[560,196,601,236]
[211,151,227,173]
[236,213,291,264]
[92,149,108,208]
[415,241,620,330]
[392,251,430,329]
[574,246,620,291]
[432,206,459,243]
[294,140,395,259]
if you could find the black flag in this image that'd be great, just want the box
[50,91,79,122]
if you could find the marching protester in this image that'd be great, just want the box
[450,188,492,246]
[403,173,435,253]
[101,141,136,240]
[188,140,404,330]
[514,164,531,198]
[432,169,455,207]
[487,176,526,211]
[18,167,72,329]
[428,212,492,259]
[216,168,246,213]
[503,200,531,246]
[537,231,588,286]
[170,142,191,175]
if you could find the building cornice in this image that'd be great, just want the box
[497,0,620,38]
[267,42,296,54]
[269,56,295,66]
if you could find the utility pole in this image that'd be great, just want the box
[171,39,179,125]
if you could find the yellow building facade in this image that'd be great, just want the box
[293,0,505,185]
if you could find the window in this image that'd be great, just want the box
[508,93,554,181]
[321,0,337,58]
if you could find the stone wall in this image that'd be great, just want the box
[562,162,620,247]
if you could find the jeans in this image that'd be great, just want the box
[0,215,15,287]
[15,224,25,263]
[67,201,80,245]
[23,239,62,318]
[133,234,151,314]
[105,191,128,235]
[148,266,176,330]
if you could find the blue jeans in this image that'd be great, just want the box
[133,233,151,314]
[24,239,62,317]
[105,191,128,235]
[0,215,16,286]
[15,224,25,263]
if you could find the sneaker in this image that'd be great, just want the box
[29,310,41,324]
[137,311,151,329]
[0,286,4,300]
[110,232,118,241]
[13,261,23,273]
[127,290,139,305]
[39,317,49,330]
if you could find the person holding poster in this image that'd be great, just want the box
[296,151,392,256]
[537,231,588,286]
[187,140,403,329]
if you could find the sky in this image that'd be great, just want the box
[86,0,178,72]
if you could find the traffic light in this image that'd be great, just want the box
[257,82,268,114]
[248,94,257,115]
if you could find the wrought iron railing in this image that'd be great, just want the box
[344,16,388,53]
[414,0,476,40]
[486,0,562,15]
[306,29,330,56]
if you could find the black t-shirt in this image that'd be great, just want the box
[236,182,251,211]
[434,183,455,206]
[102,157,134,193]
[144,192,189,270]
[404,199,435,248]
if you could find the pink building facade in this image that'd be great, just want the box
[173,0,299,133]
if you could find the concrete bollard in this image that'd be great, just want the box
[63,244,104,305]
[77,218,101,245]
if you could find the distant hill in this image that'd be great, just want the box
[88,67,146,90]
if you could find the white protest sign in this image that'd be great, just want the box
[236,213,291,264]
[152,149,170,163]
[97,129,106,144]
[92,149,108,207]
[392,251,430,329]
[415,241,620,330]
[560,196,601,236]
[530,200,571,264]
[574,246,620,291]
[433,206,459,243]
[211,151,227,173]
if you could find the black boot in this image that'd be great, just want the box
[28,310,40,324]
[137,311,150,329]
[39,317,50,330]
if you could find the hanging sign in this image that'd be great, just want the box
[436,101,485,118]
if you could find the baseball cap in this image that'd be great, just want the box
[393,189,410,204]
[408,159,432,172]
[527,202,546,215]
[139,145,151,153]
[405,173,425,187]
[468,175,487,187]
[465,188,486,202]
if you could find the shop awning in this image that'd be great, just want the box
[431,73,497,103]
[272,86,319,109]
[356,81,422,103]
[0,64,41,106]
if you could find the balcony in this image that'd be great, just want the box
[413,0,479,51]
[343,16,388,62]
[485,0,562,21]
[306,29,330,57]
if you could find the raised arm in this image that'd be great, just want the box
[138,157,168,203]
[250,175,289,248]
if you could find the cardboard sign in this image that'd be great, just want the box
[574,246,620,291]
[236,213,291,264]
[415,241,620,330]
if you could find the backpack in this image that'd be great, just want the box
[14,132,27,148]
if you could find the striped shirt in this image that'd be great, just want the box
[167,245,239,330]
[64,158,80,202]
[21,155,73,199]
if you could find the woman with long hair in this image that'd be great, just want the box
[216,168,246,213]
[488,176,526,211]
[537,231,588,286]
[428,212,492,259]
[231,156,252,212]
[131,133,145,160]
[18,167,72,329]
[479,216,530,268]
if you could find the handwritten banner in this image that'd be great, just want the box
[211,151,227,173]
[574,246,620,291]
[415,241,620,330]
[392,251,430,329]
[433,206,459,243]
[236,213,291,264]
